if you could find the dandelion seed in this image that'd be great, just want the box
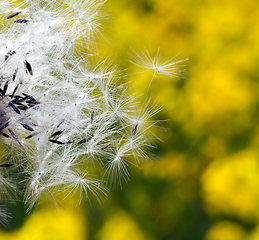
[7,11,22,19]
[20,123,34,131]
[24,60,33,76]
[25,132,39,139]
[11,84,19,96]
[8,128,17,139]
[131,123,138,139]
[4,50,16,61]
[0,132,10,138]
[49,131,63,139]
[90,110,94,124]
[57,119,65,128]
[78,137,91,144]
[8,102,20,114]
[0,121,9,132]
[49,139,65,145]
[0,164,14,168]
[129,47,188,78]
[14,19,29,23]
[12,69,18,82]
[100,143,111,151]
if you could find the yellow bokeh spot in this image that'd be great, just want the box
[0,206,86,240]
[98,211,147,240]
[142,152,187,180]
[206,221,245,240]
[201,149,259,220]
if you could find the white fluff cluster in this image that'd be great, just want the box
[0,0,185,223]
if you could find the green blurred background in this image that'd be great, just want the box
[1,0,259,239]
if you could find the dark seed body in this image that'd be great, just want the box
[78,137,92,144]
[49,139,64,145]
[49,131,63,139]
[0,132,10,138]
[0,163,14,167]
[11,84,19,96]
[24,60,33,75]
[8,128,17,139]
[14,19,28,23]
[90,111,94,124]
[20,123,34,131]
[3,81,9,95]
[0,121,9,131]
[8,102,20,114]
[7,11,21,19]
[57,119,65,128]
[25,132,39,139]
[17,105,28,110]
[131,124,138,138]
[0,89,4,97]
[100,143,111,151]
[4,50,16,61]
[13,68,18,81]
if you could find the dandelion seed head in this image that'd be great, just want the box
[0,0,184,223]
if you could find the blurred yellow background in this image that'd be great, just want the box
[1,0,259,239]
